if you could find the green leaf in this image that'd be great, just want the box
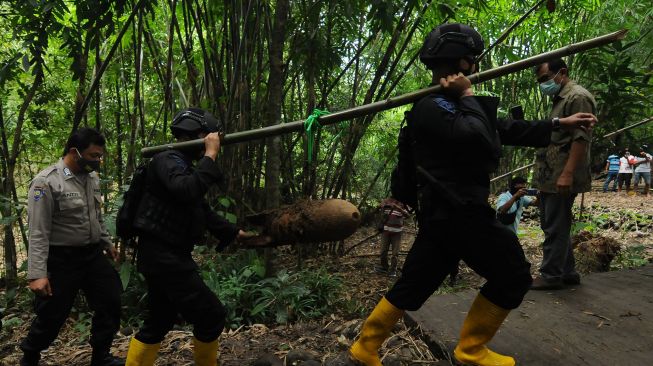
[226,213,237,224]
[1,316,23,330]
[218,197,231,208]
[250,301,269,316]
[0,216,18,225]
[119,262,132,290]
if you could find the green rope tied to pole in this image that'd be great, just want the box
[304,108,329,163]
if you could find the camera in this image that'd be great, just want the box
[525,188,538,196]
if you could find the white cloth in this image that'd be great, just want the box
[618,156,634,173]
[634,153,652,173]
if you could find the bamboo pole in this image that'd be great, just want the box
[490,115,653,183]
[477,0,548,61]
[142,29,627,158]
[601,116,653,139]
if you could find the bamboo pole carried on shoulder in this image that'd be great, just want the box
[142,29,627,158]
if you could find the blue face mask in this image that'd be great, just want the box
[539,71,561,96]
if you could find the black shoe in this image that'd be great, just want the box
[20,352,40,366]
[374,265,388,274]
[562,274,581,286]
[530,276,564,290]
[90,352,125,366]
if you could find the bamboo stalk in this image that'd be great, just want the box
[490,115,653,183]
[601,116,653,139]
[142,29,628,158]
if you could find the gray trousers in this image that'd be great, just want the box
[380,231,402,271]
[538,192,579,280]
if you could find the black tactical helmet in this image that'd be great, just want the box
[170,108,222,138]
[419,23,484,69]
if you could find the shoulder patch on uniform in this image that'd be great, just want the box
[33,187,45,202]
[170,154,188,169]
[433,96,457,114]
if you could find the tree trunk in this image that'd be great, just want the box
[73,35,91,130]
[262,0,289,275]
[264,0,289,210]
[125,11,144,177]
[2,69,44,288]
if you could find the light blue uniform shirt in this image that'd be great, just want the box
[496,191,534,234]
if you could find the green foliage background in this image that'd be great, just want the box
[0,0,652,329]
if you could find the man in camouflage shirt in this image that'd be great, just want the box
[532,58,596,290]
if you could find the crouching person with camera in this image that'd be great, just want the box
[495,177,538,234]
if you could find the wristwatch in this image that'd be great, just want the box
[552,117,561,130]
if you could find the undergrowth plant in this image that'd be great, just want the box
[610,245,651,270]
[199,249,353,329]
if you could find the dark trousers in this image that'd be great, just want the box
[135,270,226,344]
[379,231,402,271]
[386,206,532,311]
[539,193,578,280]
[618,173,632,190]
[21,245,122,355]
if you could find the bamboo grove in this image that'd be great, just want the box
[1,0,652,286]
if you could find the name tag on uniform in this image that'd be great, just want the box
[61,192,81,199]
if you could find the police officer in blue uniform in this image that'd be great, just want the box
[349,24,597,366]
[125,108,260,366]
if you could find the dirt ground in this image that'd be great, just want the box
[1,184,652,365]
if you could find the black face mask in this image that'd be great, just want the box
[459,65,474,76]
[75,149,100,173]
[459,56,476,76]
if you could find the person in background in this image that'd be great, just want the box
[375,198,409,277]
[20,128,123,366]
[532,57,596,290]
[617,149,634,194]
[496,177,538,234]
[632,144,651,197]
[602,152,620,193]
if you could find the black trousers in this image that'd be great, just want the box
[21,245,122,354]
[386,206,532,311]
[135,270,226,344]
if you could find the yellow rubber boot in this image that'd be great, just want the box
[453,293,515,366]
[125,337,160,366]
[349,297,404,366]
[193,337,220,366]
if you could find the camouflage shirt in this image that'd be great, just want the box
[533,81,597,193]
